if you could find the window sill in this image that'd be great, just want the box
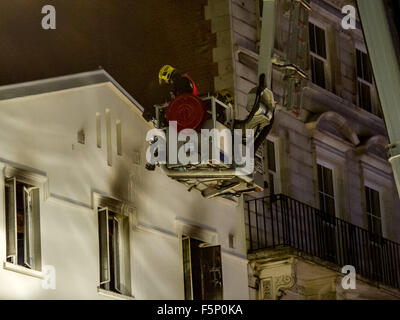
[97,287,135,300]
[3,261,43,279]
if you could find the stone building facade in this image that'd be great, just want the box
[215,0,400,299]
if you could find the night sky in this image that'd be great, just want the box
[0,0,216,110]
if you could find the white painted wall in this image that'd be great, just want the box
[0,81,249,299]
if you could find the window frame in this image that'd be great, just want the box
[316,162,337,218]
[176,218,222,300]
[364,186,383,236]
[98,207,124,294]
[94,193,133,298]
[309,21,328,89]
[266,137,281,195]
[181,235,223,300]
[354,46,382,117]
[3,166,45,273]
[364,185,384,237]
[356,48,374,112]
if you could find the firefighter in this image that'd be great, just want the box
[158,65,198,96]
[142,65,198,122]
[215,89,234,105]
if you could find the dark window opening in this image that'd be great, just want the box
[309,23,327,58]
[5,180,38,269]
[309,23,327,88]
[98,208,121,294]
[267,140,276,172]
[356,49,372,83]
[356,49,382,117]
[311,56,326,88]
[182,236,223,300]
[269,173,275,196]
[317,164,335,217]
[365,186,382,237]
[358,81,372,113]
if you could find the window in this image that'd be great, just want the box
[98,206,131,296]
[309,22,327,88]
[317,164,337,263]
[5,178,41,271]
[317,164,335,216]
[356,49,374,113]
[365,186,382,236]
[267,139,276,195]
[182,236,223,300]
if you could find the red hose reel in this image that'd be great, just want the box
[166,93,206,132]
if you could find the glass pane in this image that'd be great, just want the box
[182,237,192,300]
[23,187,31,269]
[358,82,372,112]
[190,238,203,300]
[315,25,326,58]
[356,50,362,78]
[98,208,110,285]
[357,81,362,107]
[309,23,316,53]
[362,52,373,83]
[371,189,381,217]
[200,245,223,300]
[325,196,336,217]
[323,167,334,196]
[374,218,382,236]
[317,165,323,192]
[363,84,372,111]
[319,193,326,213]
[267,140,276,172]
[313,57,326,88]
[365,187,371,213]
[5,178,17,259]
[311,57,316,84]
[269,173,275,195]
[112,218,121,293]
[367,215,373,233]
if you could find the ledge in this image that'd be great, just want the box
[3,261,44,279]
[97,287,135,300]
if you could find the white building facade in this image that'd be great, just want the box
[0,71,249,299]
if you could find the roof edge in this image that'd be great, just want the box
[0,69,144,112]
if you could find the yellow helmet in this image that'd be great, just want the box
[159,65,176,84]
[215,89,234,105]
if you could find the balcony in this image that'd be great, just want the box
[245,194,400,291]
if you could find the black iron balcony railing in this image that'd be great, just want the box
[246,194,400,290]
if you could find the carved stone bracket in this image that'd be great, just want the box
[256,258,297,300]
[275,274,296,299]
